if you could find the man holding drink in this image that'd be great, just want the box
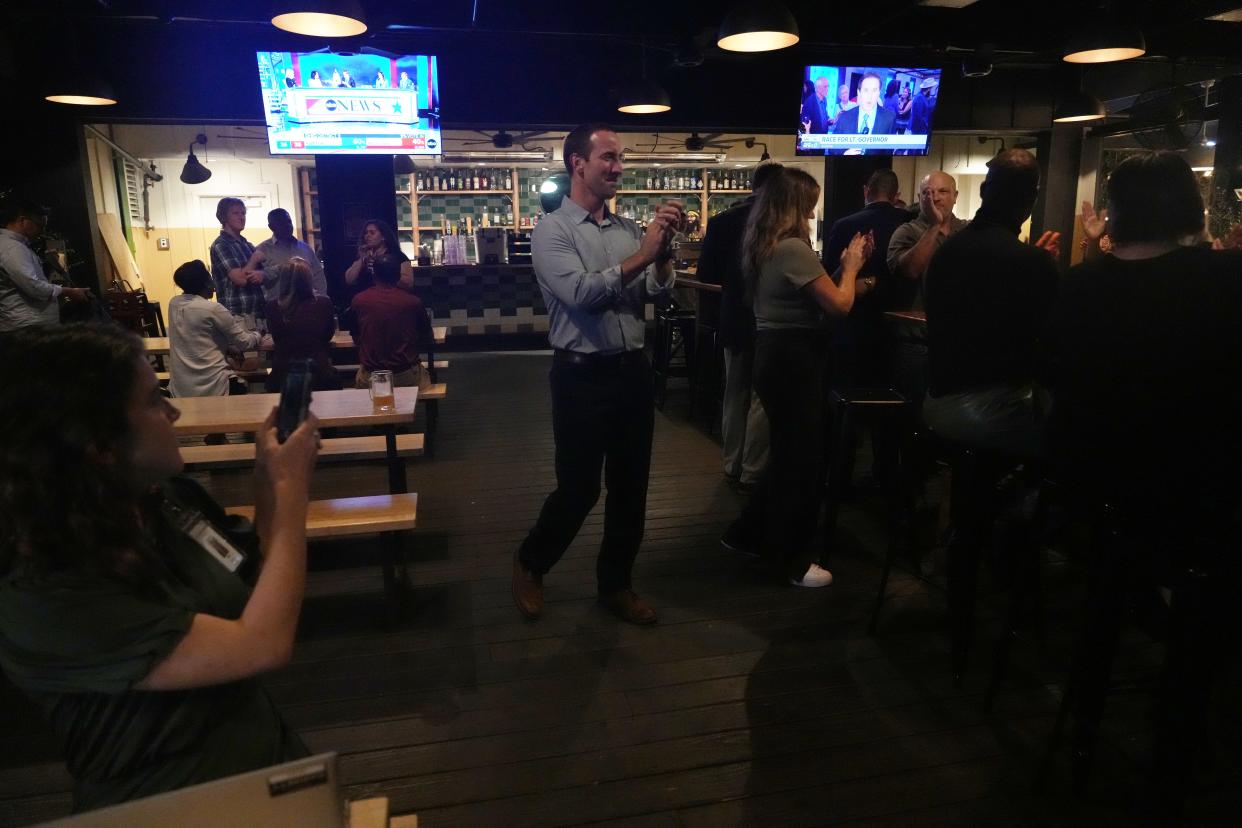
[514,123,682,625]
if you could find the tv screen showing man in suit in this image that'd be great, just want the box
[797,66,940,157]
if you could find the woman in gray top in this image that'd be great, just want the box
[723,167,871,587]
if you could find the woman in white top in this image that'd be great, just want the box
[167,260,261,399]
[373,70,388,88]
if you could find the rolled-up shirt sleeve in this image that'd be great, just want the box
[645,263,674,296]
[532,219,623,313]
[0,242,60,303]
[210,304,261,351]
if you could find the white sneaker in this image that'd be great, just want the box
[791,563,834,588]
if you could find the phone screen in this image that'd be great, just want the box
[276,359,314,443]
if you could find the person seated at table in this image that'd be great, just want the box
[167,260,262,400]
[264,257,340,393]
[343,219,413,293]
[722,167,872,588]
[0,324,321,813]
[1043,151,1242,514]
[922,148,1059,460]
[348,253,434,391]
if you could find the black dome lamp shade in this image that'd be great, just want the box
[45,76,117,106]
[1053,89,1107,123]
[272,0,368,37]
[717,2,800,53]
[1063,20,1145,63]
[617,79,672,114]
[180,135,213,185]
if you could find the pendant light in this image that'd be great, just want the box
[180,134,213,185]
[1053,89,1107,122]
[717,3,800,53]
[618,41,671,114]
[1062,18,1145,63]
[272,1,368,37]
[45,77,117,106]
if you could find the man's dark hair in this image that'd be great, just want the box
[215,197,245,226]
[865,169,900,200]
[371,253,403,285]
[563,122,615,177]
[267,207,291,224]
[173,260,213,294]
[1107,151,1204,245]
[0,196,49,227]
[860,72,882,89]
[752,162,785,193]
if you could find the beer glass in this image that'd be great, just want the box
[369,370,395,411]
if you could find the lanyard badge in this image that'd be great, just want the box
[164,501,246,574]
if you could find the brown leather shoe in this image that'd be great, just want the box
[512,551,543,620]
[600,589,658,626]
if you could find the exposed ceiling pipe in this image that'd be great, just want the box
[83,124,163,181]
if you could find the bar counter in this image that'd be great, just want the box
[410,262,548,339]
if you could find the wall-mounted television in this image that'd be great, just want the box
[257,50,441,155]
[796,66,941,156]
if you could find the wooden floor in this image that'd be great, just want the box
[2,351,1239,826]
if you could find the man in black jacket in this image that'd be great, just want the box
[696,162,783,488]
[822,168,909,389]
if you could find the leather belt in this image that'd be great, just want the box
[553,348,646,367]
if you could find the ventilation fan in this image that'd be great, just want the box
[460,129,559,149]
[1127,84,1205,151]
[684,132,732,151]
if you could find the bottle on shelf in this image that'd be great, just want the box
[504,170,513,190]
[645,172,653,190]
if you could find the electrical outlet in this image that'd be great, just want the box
[157,237,170,250]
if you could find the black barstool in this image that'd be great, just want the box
[651,301,696,409]
[1041,500,1233,822]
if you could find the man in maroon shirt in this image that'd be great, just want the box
[348,254,433,390]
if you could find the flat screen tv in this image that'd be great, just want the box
[796,66,941,156]
[257,50,441,155]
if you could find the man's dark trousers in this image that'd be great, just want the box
[518,349,655,594]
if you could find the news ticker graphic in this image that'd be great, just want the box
[798,133,929,151]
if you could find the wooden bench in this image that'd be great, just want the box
[227,493,419,622]
[180,433,425,468]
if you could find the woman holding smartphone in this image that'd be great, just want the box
[0,325,320,812]
[723,167,871,587]
[344,219,414,292]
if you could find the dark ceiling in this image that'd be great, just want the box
[2,1,1240,132]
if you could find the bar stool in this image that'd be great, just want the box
[1041,500,1234,822]
[651,301,696,409]
[821,388,915,624]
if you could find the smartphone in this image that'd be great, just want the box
[276,359,314,443]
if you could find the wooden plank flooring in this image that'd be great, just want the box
[1,351,1239,826]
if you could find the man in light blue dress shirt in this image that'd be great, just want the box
[0,197,91,331]
[513,123,682,626]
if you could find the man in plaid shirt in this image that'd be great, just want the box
[209,197,265,326]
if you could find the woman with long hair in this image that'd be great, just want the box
[724,167,871,587]
[344,218,414,291]
[0,324,320,812]
[264,257,340,392]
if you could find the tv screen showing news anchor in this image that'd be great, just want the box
[796,66,941,156]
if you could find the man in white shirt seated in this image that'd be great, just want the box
[245,208,327,300]
[167,260,262,400]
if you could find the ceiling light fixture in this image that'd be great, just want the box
[618,41,672,114]
[717,2,800,52]
[1053,89,1107,122]
[271,1,367,37]
[623,152,727,164]
[180,134,213,185]
[45,76,117,106]
[1063,19,1146,63]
